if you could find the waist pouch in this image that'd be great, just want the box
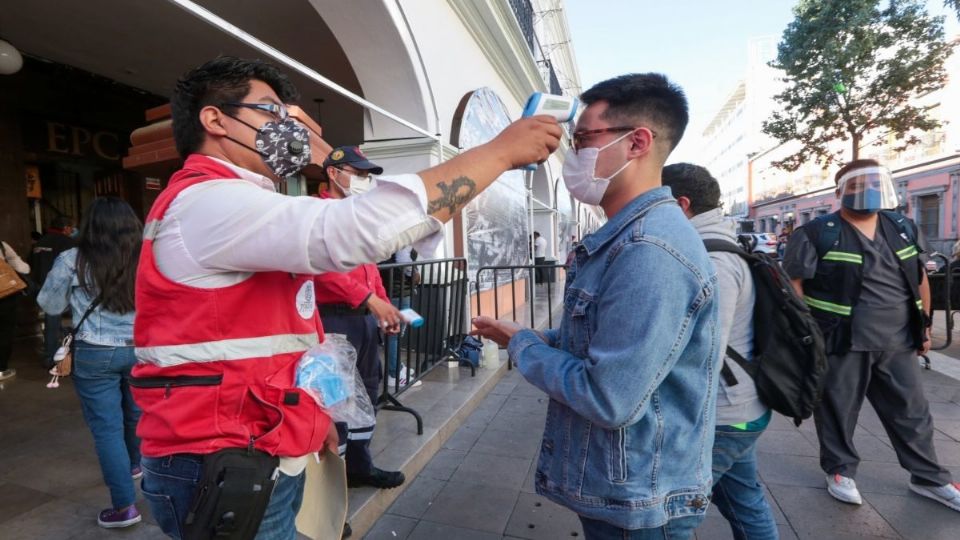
[183,448,281,540]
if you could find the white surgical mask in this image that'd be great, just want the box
[562,130,635,205]
[333,171,376,196]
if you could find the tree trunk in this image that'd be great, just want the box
[851,132,860,160]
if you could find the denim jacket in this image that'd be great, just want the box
[508,187,721,529]
[37,249,134,346]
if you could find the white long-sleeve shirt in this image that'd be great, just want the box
[151,157,443,473]
[153,158,442,287]
[1,241,30,274]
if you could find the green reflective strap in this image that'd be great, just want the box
[823,251,863,264]
[896,245,918,260]
[916,299,924,311]
[804,295,852,316]
[729,422,748,430]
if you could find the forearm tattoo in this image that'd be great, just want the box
[427,176,477,215]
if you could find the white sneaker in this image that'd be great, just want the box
[909,482,960,511]
[826,474,863,505]
[387,365,421,388]
[0,369,16,382]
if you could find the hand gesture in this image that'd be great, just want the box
[491,116,562,170]
[471,316,524,348]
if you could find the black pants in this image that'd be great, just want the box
[319,312,381,477]
[534,257,546,284]
[0,295,19,372]
[815,349,952,486]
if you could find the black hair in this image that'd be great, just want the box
[580,73,689,152]
[834,159,881,185]
[171,56,299,157]
[75,197,143,313]
[661,163,722,216]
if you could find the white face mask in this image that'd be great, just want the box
[333,171,376,196]
[562,130,635,205]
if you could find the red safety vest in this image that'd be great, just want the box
[131,154,330,458]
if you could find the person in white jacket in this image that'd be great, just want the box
[663,163,779,540]
[1,241,30,381]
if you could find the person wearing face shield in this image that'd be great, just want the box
[782,159,960,513]
[312,146,405,491]
[130,57,561,540]
[473,74,720,538]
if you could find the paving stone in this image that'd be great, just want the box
[442,423,484,452]
[766,484,900,538]
[757,430,820,457]
[362,513,419,540]
[757,453,824,488]
[487,409,547,434]
[511,381,547,398]
[489,378,520,396]
[471,426,542,458]
[499,395,550,416]
[419,481,518,534]
[406,520,501,540]
[450,450,531,491]
[866,492,960,540]
[521,458,539,494]
[852,461,913,496]
[932,419,960,441]
[0,483,54,523]
[418,448,468,481]
[928,400,960,421]
[503,492,583,539]
[387,476,447,519]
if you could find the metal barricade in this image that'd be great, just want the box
[474,263,566,370]
[377,257,469,434]
[924,252,954,369]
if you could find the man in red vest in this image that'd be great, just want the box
[132,56,559,539]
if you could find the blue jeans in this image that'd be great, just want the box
[579,515,702,540]
[711,427,779,540]
[71,342,141,509]
[386,296,410,375]
[141,454,305,540]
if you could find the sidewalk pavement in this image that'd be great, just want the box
[366,360,960,540]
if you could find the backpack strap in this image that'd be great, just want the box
[879,210,917,245]
[702,239,758,386]
[805,213,842,259]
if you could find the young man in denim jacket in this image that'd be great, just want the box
[474,74,721,539]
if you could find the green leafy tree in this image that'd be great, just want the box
[947,0,960,19]
[762,0,952,171]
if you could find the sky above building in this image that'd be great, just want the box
[565,0,960,165]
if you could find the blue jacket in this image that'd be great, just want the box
[37,249,135,346]
[508,187,721,529]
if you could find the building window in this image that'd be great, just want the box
[917,194,940,239]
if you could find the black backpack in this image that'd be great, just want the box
[704,239,828,426]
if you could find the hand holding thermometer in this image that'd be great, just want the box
[521,92,579,170]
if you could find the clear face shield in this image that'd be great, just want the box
[837,166,899,213]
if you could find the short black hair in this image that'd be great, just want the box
[834,158,881,185]
[171,56,299,157]
[661,163,721,216]
[580,73,689,152]
[51,215,72,229]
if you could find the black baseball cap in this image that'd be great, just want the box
[322,145,383,174]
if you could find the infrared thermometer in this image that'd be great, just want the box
[521,92,579,170]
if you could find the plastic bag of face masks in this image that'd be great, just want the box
[296,333,376,430]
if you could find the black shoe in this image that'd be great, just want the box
[341,522,352,539]
[347,467,405,489]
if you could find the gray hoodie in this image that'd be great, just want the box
[690,208,768,425]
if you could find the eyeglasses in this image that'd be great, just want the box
[571,126,656,153]
[221,102,288,122]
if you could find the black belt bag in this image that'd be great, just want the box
[182,448,280,540]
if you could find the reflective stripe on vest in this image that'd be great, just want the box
[136,332,319,367]
[804,295,852,316]
[822,251,863,264]
[143,220,161,241]
[916,299,924,311]
[896,245,919,260]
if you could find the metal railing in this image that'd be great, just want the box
[376,257,470,434]
[925,252,954,369]
[474,262,566,369]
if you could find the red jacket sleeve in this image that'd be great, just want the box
[314,270,373,308]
